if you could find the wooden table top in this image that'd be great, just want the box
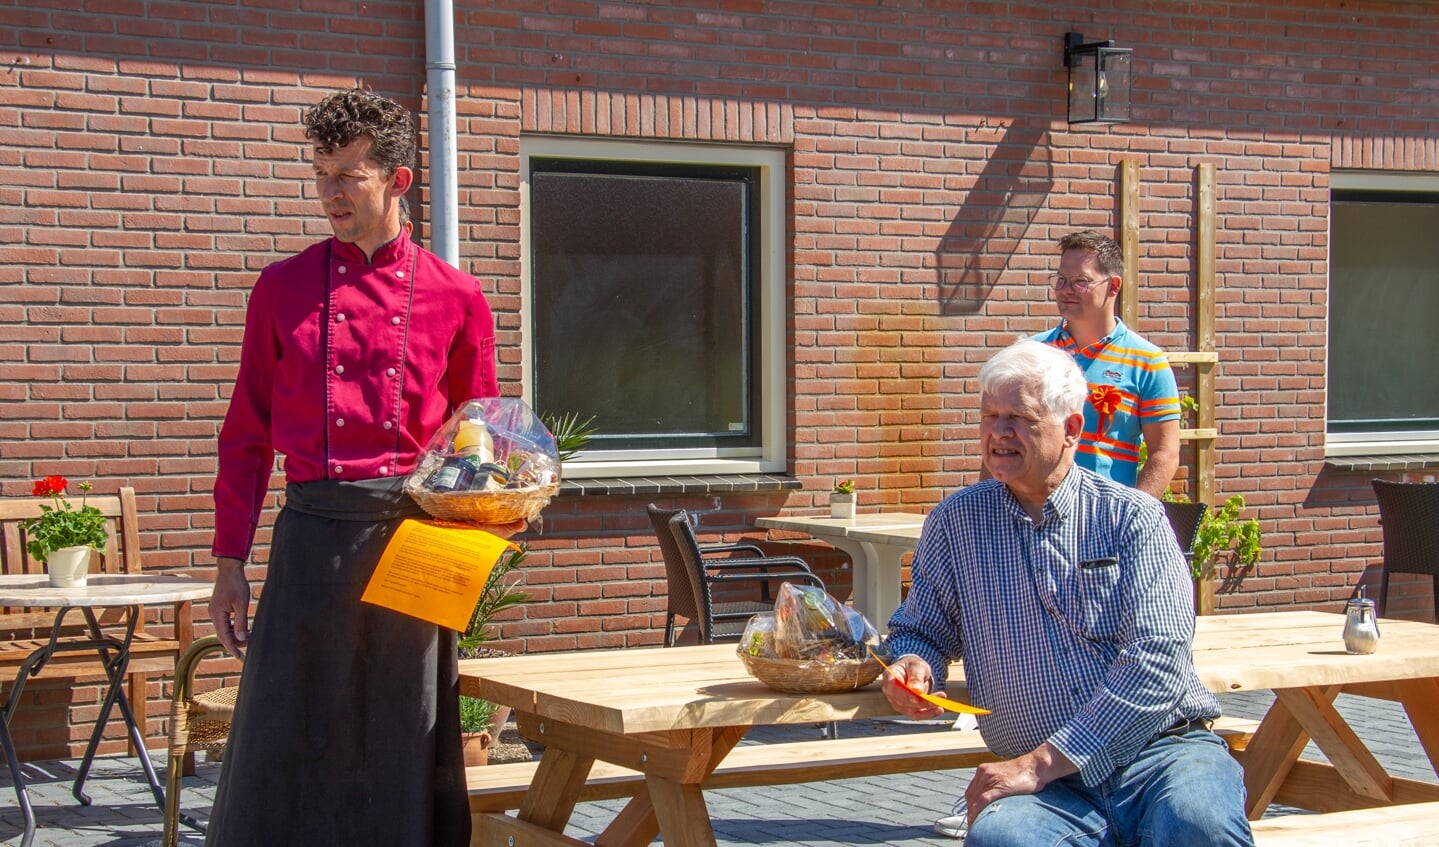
[460,610,1439,737]
[0,573,214,607]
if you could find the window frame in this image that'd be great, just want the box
[519,136,789,478]
[1325,170,1439,458]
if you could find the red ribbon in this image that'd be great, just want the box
[1089,384,1123,436]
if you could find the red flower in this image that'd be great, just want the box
[1089,385,1123,436]
[32,475,67,497]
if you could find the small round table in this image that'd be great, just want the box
[0,573,213,847]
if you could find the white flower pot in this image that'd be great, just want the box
[46,545,92,588]
[830,494,857,519]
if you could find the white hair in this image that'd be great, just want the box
[978,339,1087,418]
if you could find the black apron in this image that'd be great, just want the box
[206,478,469,847]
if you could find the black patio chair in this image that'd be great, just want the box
[1370,480,1439,620]
[647,504,826,646]
[1162,500,1209,560]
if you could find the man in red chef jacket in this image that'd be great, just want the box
[206,88,519,847]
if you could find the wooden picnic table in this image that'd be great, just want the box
[460,610,1439,846]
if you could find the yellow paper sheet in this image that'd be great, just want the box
[361,519,515,631]
[871,651,992,715]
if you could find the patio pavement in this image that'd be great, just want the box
[2,690,1434,846]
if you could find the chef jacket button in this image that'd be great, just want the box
[334,465,344,474]
[336,418,345,427]
[378,465,387,475]
[336,313,346,322]
[386,367,397,377]
[338,265,348,274]
[335,365,345,375]
[396,270,406,278]
[383,420,393,430]
[391,316,401,326]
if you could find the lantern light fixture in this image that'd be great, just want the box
[1063,31,1133,126]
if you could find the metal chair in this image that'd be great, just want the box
[162,635,240,846]
[647,504,826,646]
[1162,500,1209,558]
[1370,480,1439,620]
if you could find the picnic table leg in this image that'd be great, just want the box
[1242,688,1316,819]
[516,746,597,831]
[1272,686,1392,803]
[595,725,746,847]
[1395,677,1439,779]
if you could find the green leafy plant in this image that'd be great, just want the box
[542,411,598,463]
[458,546,532,733]
[20,476,108,562]
[1168,492,1263,581]
[833,479,856,495]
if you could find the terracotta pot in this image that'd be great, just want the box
[45,545,92,588]
[461,729,492,767]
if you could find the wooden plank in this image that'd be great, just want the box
[595,783,658,847]
[475,812,592,847]
[1251,801,1439,847]
[1178,428,1219,441]
[1269,760,1439,813]
[469,718,1260,813]
[1273,686,1392,802]
[517,711,718,783]
[1195,162,1216,512]
[1119,159,1140,329]
[1396,677,1439,779]
[515,747,595,832]
[645,776,716,847]
[1166,351,1220,364]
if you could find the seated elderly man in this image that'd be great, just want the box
[884,339,1253,847]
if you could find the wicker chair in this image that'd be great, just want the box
[1370,480,1439,620]
[647,505,826,646]
[1162,500,1210,558]
[162,635,240,846]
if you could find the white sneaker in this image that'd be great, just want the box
[933,798,968,839]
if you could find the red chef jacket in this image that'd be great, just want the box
[212,235,499,561]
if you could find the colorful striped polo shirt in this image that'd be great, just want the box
[1032,319,1180,487]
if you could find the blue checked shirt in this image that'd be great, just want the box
[888,467,1220,787]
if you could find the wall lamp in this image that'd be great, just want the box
[1063,31,1133,126]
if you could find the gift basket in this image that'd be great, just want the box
[404,398,560,525]
[737,582,890,695]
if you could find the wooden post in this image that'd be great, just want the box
[1119,159,1141,329]
[1195,162,1218,615]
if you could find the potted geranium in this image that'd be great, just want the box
[21,476,108,588]
[831,479,858,519]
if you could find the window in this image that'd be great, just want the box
[521,137,787,477]
[1326,173,1439,456]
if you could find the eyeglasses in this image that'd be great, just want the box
[1049,274,1105,293]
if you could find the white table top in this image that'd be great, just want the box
[755,512,927,536]
[845,524,924,545]
[0,573,213,607]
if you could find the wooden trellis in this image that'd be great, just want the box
[1120,161,1221,614]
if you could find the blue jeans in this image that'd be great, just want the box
[967,729,1254,847]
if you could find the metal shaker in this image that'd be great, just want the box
[1343,585,1381,655]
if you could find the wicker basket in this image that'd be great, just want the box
[408,482,559,525]
[739,652,884,695]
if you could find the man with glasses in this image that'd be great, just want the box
[936,231,1182,840]
[1031,230,1180,498]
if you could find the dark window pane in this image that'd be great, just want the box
[1329,192,1439,432]
[531,162,759,451]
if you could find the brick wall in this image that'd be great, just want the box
[3,0,1437,757]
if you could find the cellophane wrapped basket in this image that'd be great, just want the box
[405,398,560,525]
[737,582,890,695]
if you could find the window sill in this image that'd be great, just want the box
[1324,453,1439,472]
[558,474,802,497]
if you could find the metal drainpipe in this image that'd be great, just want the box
[424,0,460,268]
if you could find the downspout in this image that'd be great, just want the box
[424,0,460,268]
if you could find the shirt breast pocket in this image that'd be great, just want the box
[1063,557,1124,641]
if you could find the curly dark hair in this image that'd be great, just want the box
[303,88,416,175]
[1057,230,1124,279]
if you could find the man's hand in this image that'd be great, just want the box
[965,742,1077,822]
[209,556,252,658]
[880,655,946,720]
[479,519,528,540]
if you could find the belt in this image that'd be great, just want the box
[1157,716,1213,739]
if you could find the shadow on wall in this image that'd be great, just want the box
[935,124,1053,315]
